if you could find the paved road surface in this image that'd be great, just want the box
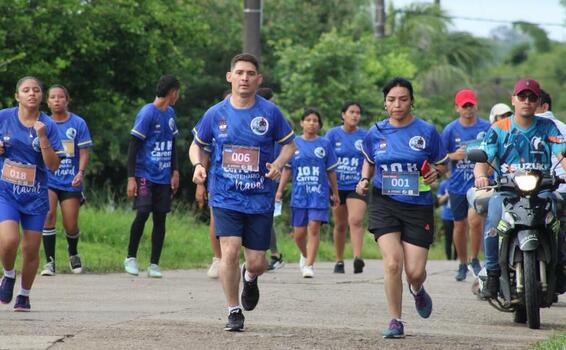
[0,260,564,350]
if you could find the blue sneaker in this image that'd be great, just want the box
[468,258,482,278]
[410,285,433,318]
[382,319,405,338]
[455,263,468,281]
[0,276,16,304]
[14,295,30,312]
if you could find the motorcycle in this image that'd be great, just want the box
[468,148,563,329]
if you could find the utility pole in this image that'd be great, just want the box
[375,0,385,38]
[243,0,262,60]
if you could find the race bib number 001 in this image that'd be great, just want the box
[222,145,260,172]
[1,159,36,187]
[382,171,419,196]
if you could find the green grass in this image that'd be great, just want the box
[531,333,566,350]
[15,205,449,273]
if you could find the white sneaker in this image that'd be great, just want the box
[207,257,220,279]
[299,255,306,271]
[148,264,162,278]
[41,259,55,276]
[302,265,314,278]
[124,257,139,276]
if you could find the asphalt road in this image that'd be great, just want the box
[0,260,564,350]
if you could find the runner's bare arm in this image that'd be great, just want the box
[266,140,296,180]
[356,160,374,195]
[328,170,340,207]
[275,167,291,202]
[36,121,60,171]
[189,141,210,185]
[72,148,89,187]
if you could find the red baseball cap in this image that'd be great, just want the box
[454,89,477,107]
[513,79,541,97]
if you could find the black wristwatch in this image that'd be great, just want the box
[360,177,369,182]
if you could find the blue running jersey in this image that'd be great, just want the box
[438,179,453,220]
[47,113,93,192]
[0,107,64,215]
[288,136,338,209]
[441,118,490,194]
[325,126,367,190]
[362,117,447,205]
[192,96,294,214]
[131,103,178,185]
[482,116,565,174]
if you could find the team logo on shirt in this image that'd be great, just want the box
[530,136,545,154]
[314,147,326,158]
[476,131,486,140]
[335,142,342,148]
[218,118,228,134]
[66,128,77,140]
[32,137,41,152]
[250,116,269,135]
[354,139,363,151]
[409,136,426,151]
[168,118,176,132]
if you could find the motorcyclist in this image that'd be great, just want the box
[473,79,566,299]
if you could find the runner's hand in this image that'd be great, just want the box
[330,193,340,208]
[475,176,490,189]
[71,172,83,187]
[34,121,47,137]
[422,166,438,185]
[356,178,369,195]
[127,177,137,198]
[265,162,282,181]
[0,141,4,155]
[275,191,283,202]
[195,183,207,209]
[451,147,466,160]
[171,170,180,196]
[193,164,207,185]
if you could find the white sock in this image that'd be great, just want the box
[19,288,30,297]
[244,271,256,282]
[228,305,241,314]
[3,269,15,279]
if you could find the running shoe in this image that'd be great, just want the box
[241,265,259,311]
[353,257,365,274]
[41,258,56,276]
[224,308,245,331]
[333,261,345,274]
[0,276,16,304]
[267,254,285,271]
[207,257,220,279]
[13,295,30,312]
[69,255,83,274]
[410,285,433,318]
[124,257,139,276]
[382,319,405,338]
[147,264,162,278]
[302,265,314,278]
[299,255,306,271]
[468,258,481,278]
[455,263,468,281]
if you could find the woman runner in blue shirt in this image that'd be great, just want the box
[277,108,339,278]
[0,76,64,311]
[357,78,447,338]
[41,85,93,276]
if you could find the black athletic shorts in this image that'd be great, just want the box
[367,187,434,249]
[338,189,368,206]
[49,188,85,205]
[133,177,172,213]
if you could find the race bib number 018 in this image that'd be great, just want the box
[1,159,36,187]
[222,145,260,172]
[382,171,419,196]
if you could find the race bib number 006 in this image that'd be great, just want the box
[382,171,419,196]
[1,159,36,187]
[222,145,260,172]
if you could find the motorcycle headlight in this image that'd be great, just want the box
[514,174,539,192]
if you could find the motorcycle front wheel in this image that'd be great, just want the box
[524,250,541,329]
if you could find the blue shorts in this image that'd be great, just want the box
[448,192,470,221]
[291,208,329,227]
[0,200,46,232]
[212,207,273,251]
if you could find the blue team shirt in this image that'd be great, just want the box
[481,116,565,174]
[192,96,294,214]
[362,117,447,205]
[325,126,367,190]
[437,179,453,220]
[0,107,64,215]
[47,113,93,192]
[131,103,178,185]
[288,136,338,209]
[441,118,490,195]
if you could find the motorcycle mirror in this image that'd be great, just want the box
[467,149,488,163]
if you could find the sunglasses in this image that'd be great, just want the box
[516,93,539,103]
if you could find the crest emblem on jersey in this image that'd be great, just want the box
[219,118,228,133]
[335,142,342,148]
[530,136,545,152]
[476,131,486,140]
[455,137,461,144]
[66,127,77,140]
[354,139,363,151]
[168,118,176,131]
[379,139,387,150]
[409,136,426,151]
[314,147,326,158]
[250,116,269,135]
[32,137,41,152]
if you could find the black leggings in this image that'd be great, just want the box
[442,219,456,260]
[127,211,167,265]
